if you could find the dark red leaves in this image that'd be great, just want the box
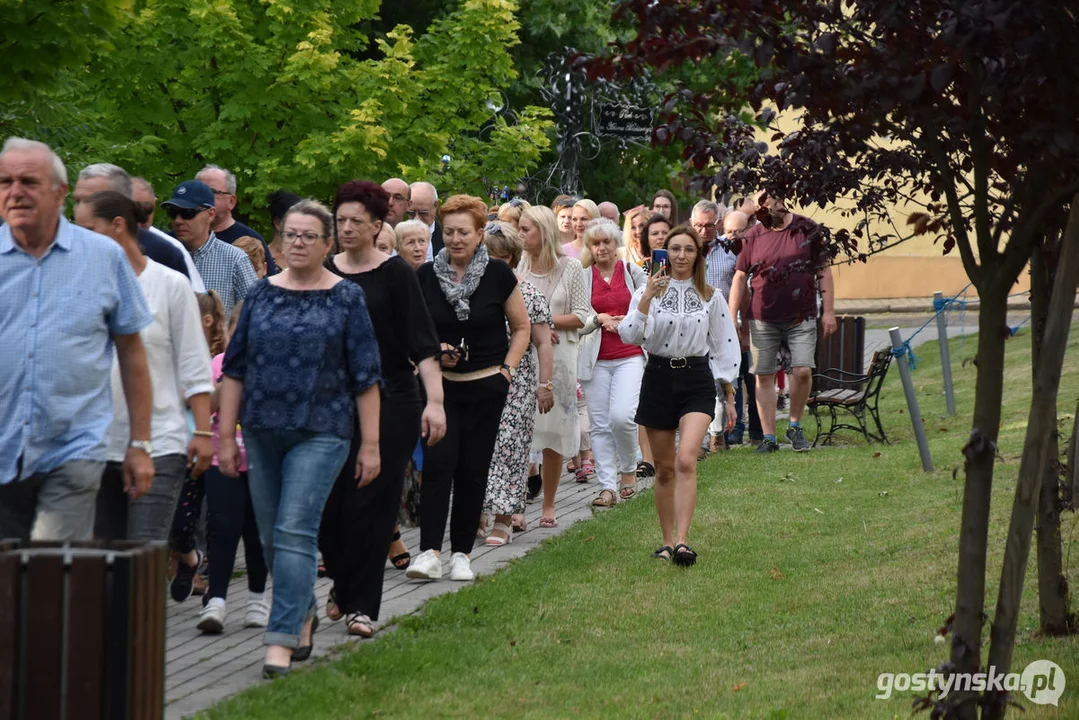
[907,212,931,235]
[929,64,954,93]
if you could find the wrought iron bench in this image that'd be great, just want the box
[807,349,892,447]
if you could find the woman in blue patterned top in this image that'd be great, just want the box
[218,199,381,678]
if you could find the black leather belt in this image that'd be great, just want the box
[647,354,709,370]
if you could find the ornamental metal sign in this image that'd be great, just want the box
[597,104,654,141]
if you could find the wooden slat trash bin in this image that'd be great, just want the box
[0,540,168,720]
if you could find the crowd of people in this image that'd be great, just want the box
[0,136,837,678]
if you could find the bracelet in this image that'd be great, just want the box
[192,430,213,438]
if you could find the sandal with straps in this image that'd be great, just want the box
[592,489,616,507]
[388,530,411,570]
[485,521,513,547]
[653,546,674,561]
[345,612,376,639]
[672,543,698,567]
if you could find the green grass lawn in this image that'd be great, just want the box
[202,328,1079,720]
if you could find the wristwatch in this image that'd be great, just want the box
[129,439,154,455]
[501,363,517,379]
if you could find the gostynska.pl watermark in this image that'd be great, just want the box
[876,660,1065,706]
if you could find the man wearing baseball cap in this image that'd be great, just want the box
[163,180,256,317]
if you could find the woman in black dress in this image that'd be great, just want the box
[318,180,446,637]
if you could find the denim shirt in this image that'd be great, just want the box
[0,218,152,483]
[222,279,381,438]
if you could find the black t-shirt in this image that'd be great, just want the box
[215,220,279,276]
[136,228,190,280]
[329,255,440,379]
[417,259,518,374]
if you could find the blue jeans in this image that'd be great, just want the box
[244,429,349,648]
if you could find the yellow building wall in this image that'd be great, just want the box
[746,110,1031,300]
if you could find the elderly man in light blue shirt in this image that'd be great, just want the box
[0,137,154,541]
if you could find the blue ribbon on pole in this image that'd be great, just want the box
[891,340,917,370]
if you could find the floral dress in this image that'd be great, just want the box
[484,280,552,516]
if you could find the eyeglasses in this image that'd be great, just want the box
[692,222,717,232]
[406,209,432,220]
[389,193,408,203]
[282,231,327,245]
[211,190,232,197]
[166,206,208,220]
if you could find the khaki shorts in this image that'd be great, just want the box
[749,319,817,375]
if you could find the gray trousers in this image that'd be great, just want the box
[0,459,107,541]
[94,453,188,543]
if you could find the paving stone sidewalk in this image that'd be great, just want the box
[165,468,653,719]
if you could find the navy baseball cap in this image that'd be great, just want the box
[161,180,215,210]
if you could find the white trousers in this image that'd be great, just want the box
[582,355,645,492]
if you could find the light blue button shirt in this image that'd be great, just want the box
[0,217,152,483]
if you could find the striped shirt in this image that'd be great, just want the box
[0,218,152,482]
[189,232,256,317]
[705,235,739,302]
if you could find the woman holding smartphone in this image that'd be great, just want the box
[618,225,740,567]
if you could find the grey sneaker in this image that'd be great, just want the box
[786,425,810,452]
[755,439,779,454]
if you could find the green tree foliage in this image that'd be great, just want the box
[0,0,127,102]
[14,0,551,221]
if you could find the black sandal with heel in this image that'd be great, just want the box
[389,530,411,570]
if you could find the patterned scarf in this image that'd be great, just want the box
[434,243,489,320]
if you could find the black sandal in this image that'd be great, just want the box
[636,461,655,479]
[388,530,411,570]
[653,546,673,561]
[672,543,698,567]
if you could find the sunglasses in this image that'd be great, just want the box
[166,206,208,220]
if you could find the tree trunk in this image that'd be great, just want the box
[1069,403,1078,510]
[948,284,1011,720]
[983,197,1079,720]
[1029,235,1075,637]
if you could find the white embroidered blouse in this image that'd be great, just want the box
[618,278,741,383]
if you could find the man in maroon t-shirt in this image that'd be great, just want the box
[728,196,837,453]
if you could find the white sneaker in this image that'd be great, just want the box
[243,592,270,628]
[447,552,475,582]
[405,549,442,580]
[197,598,226,634]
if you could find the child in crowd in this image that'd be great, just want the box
[170,291,226,601]
[196,300,270,633]
[233,236,267,279]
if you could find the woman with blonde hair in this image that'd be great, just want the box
[618,225,740,567]
[621,205,648,267]
[518,205,591,527]
[480,221,555,545]
[562,199,599,259]
[497,199,531,230]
